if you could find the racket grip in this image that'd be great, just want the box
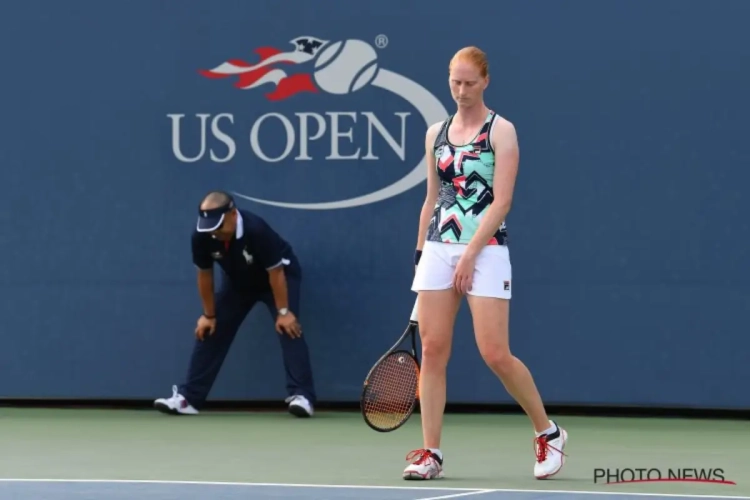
[410,296,419,323]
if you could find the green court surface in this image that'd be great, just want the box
[0,408,747,499]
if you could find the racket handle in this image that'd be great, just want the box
[410,296,419,324]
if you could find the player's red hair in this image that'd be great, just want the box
[449,46,489,78]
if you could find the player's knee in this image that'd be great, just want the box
[420,331,451,367]
[479,344,514,376]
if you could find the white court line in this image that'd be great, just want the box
[0,479,746,499]
[416,490,496,500]
[0,479,482,492]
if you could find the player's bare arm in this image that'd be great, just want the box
[415,121,443,256]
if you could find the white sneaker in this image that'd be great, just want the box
[153,385,199,415]
[403,449,444,480]
[285,395,313,418]
[534,421,568,479]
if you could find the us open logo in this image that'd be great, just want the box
[168,35,448,210]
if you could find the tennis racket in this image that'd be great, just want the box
[361,297,421,432]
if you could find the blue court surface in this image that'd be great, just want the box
[0,480,747,500]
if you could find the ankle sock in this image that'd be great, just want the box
[535,421,557,437]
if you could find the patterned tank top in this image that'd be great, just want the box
[426,110,508,246]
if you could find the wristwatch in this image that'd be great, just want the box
[278,308,289,316]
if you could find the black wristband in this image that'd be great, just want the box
[202,313,215,320]
[414,249,423,265]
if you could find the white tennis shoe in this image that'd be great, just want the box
[153,385,199,415]
[402,449,444,480]
[286,395,313,417]
[534,421,568,479]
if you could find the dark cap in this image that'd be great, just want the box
[196,196,235,232]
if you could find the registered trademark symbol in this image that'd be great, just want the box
[375,35,389,49]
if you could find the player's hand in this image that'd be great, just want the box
[276,312,302,339]
[453,252,476,295]
[195,315,216,341]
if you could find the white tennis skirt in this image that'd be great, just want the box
[411,240,512,299]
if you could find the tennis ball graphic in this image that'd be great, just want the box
[314,40,379,94]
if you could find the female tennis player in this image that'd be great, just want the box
[405,46,567,481]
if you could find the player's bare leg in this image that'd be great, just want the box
[468,295,567,479]
[418,289,461,448]
[402,288,460,480]
[468,296,547,428]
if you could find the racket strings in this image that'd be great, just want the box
[363,353,419,430]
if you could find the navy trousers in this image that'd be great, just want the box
[178,276,316,410]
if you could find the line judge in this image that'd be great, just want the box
[154,191,317,417]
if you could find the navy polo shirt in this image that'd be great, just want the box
[191,209,298,293]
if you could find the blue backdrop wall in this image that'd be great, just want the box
[1,0,748,409]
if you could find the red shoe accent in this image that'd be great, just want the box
[534,435,566,463]
[406,449,434,464]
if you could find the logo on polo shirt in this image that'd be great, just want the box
[242,248,253,264]
[167,35,448,210]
